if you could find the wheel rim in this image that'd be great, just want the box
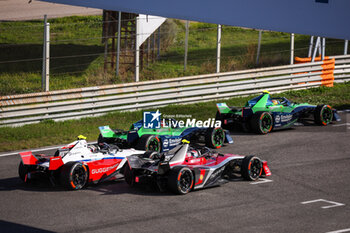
[321,106,333,125]
[248,159,262,180]
[147,137,160,152]
[212,128,225,148]
[260,113,272,133]
[178,170,192,193]
[71,165,87,189]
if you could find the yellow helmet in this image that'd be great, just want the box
[182,139,190,144]
[77,135,87,140]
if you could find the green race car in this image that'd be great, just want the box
[216,91,340,134]
[98,119,233,152]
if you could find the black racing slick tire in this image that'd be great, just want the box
[241,155,263,181]
[135,135,161,152]
[314,105,333,126]
[205,127,225,149]
[124,163,135,187]
[168,167,194,195]
[250,111,273,134]
[60,162,88,190]
[18,162,32,183]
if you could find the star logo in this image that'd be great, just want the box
[143,110,162,129]
[150,110,161,122]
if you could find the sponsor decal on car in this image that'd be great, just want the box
[281,114,293,122]
[275,115,281,123]
[163,139,169,148]
[91,163,120,174]
[169,138,182,147]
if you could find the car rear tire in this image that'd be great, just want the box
[205,127,225,149]
[241,155,262,181]
[124,163,135,187]
[135,135,161,152]
[18,162,32,183]
[168,167,194,195]
[250,112,273,134]
[60,162,88,190]
[314,105,333,126]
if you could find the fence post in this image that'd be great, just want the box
[184,20,189,72]
[311,37,320,62]
[135,16,140,82]
[308,36,314,57]
[344,40,348,55]
[42,15,50,92]
[290,33,295,64]
[116,11,121,77]
[256,30,262,65]
[216,24,221,73]
[157,27,161,58]
[103,11,109,73]
[321,38,326,60]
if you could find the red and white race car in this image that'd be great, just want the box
[18,136,145,190]
[125,142,271,194]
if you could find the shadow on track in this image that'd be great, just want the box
[0,175,177,196]
[0,220,54,233]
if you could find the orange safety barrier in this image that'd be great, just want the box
[294,56,335,87]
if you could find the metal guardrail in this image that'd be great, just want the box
[1,55,350,127]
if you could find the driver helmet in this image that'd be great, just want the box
[188,149,200,158]
[271,99,279,105]
[88,145,99,153]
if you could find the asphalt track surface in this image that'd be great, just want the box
[0,112,349,233]
[0,0,101,21]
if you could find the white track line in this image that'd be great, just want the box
[301,199,345,209]
[332,123,350,127]
[337,109,350,113]
[0,141,97,157]
[250,178,273,184]
[0,146,61,157]
[326,228,350,233]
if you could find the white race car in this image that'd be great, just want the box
[19,136,145,190]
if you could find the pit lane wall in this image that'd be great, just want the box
[1,55,349,127]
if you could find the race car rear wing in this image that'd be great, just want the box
[216,103,232,114]
[19,151,64,170]
[19,151,39,165]
[99,126,117,138]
